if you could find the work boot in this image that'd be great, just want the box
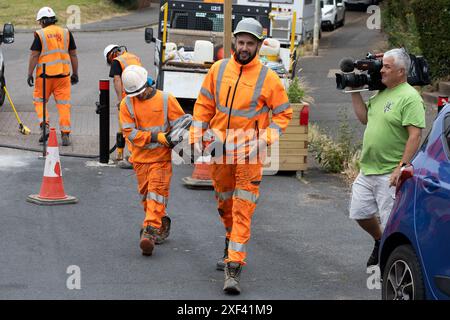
[216,238,229,271]
[61,132,71,146]
[118,156,133,169]
[139,225,157,256]
[367,239,380,267]
[38,123,49,144]
[155,216,171,245]
[223,262,243,295]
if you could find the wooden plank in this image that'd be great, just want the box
[278,149,308,156]
[279,133,308,142]
[279,163,308,171]
[285,126,307,134]
[271,156,307,164]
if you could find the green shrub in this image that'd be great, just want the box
[381,0,450,80]
[287,76,314,104]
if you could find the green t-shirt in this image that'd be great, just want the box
[360,82,426,175]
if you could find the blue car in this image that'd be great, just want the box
[379,103,450,300]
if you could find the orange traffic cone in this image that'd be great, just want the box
[182,140,213,189]
[27,128,78,205]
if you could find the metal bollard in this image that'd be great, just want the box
[42,63,47,158]
[96,79,110,164]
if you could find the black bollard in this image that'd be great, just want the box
[42,63,47,158]
[96,79,110,164]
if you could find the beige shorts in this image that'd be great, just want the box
[349,172,396,229]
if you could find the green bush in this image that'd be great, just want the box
[112,0,139,9]
[382,0,450,80]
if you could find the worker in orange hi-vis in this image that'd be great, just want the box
[28,7,78,146]
[120,65,185,257]
[104,44,143,169]
[189,18,292,294]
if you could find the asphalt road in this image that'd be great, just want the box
[0,149,379,299]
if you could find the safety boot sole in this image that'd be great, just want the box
[140,238,155,256]
[216,259,225,271]
[223,278,241,295]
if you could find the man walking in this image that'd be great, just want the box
[28,7,78,146]
[349,48,425,267]
[190,18,292,294]
[120,65,185,256]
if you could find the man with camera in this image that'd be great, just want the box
[348,48,425,267]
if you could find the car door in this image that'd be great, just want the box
[415,112,450,299]
[336,0,345,22]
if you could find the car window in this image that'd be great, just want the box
[324,0,334,4]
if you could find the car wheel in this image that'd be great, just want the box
[332,16,337,30]
[382,245,425,300]
[0,74,5,107]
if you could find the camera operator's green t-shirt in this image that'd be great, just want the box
[360,82,426,175]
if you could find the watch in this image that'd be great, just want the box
[399,161,408,168]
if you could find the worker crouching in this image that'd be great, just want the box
[120,65,185,256]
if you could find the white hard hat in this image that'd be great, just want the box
[233,18,264,40]
[104,44,120,63]
[36,7,56,21]
[122,65,148,97]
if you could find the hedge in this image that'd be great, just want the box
[381,0,450,80]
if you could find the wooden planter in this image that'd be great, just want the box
[271,102,308,172]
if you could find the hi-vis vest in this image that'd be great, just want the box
[114,52,142,71]
[114,52,142,98]
[36,25,71,77]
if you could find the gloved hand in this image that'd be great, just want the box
[27,75,34,87]
[70,74,79,85]
[190,141,204,164]
[157,132,170,147]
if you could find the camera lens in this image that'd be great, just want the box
[336,72,368,90]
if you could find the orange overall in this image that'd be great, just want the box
[120,90,185,229]
[33,25,72,133]
[190,55,292,265]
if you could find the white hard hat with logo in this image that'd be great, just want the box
[36,7,56,21]
[104,44,120,63]
[122,65,148,97]
[233,18,264,40]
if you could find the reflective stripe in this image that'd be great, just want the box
[36,30,47,52]
[272,102,290,115]
[269,122,282,135]
[55,99,70,105]
[192,120,208,129]
[162,92,169,131]
[128,129,138,143]
[215,62,269,120]
[215,59,229,104]
[229,241,246,253]
[250,66,269,109]
[138,125,165,132]
[33,97,46,103]
[60,126,71,131]
[37,59,71,68]
[216,104,270,119]
[200,87,214,100]
[147,192,168,206]
[233,189,258,204]
[122,122,136,129]
[116,56,128,68]
[63,29,69,51]
[215,190,234,201]
[125,97,135,119]
[40,49,69,56]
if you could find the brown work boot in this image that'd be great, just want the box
[223,262,243,295]
[61,132,71,146]
[38,123,49,144]
[139,225,157,256]
[155,216,171,245]
[216,238,229,271]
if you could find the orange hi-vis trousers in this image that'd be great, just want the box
[33,76,71,133]
[210,162,263,265]
[134,161,172,229]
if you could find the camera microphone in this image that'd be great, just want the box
[339,57,355,72]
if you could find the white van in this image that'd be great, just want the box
[236,0,318,47]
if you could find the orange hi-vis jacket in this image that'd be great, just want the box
[120,89,185,163]
[35,25,71,77]
[114,52,142,71]
[190,54,292,147]
[114,52,142,99]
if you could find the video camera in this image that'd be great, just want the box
[336,52,430,92]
